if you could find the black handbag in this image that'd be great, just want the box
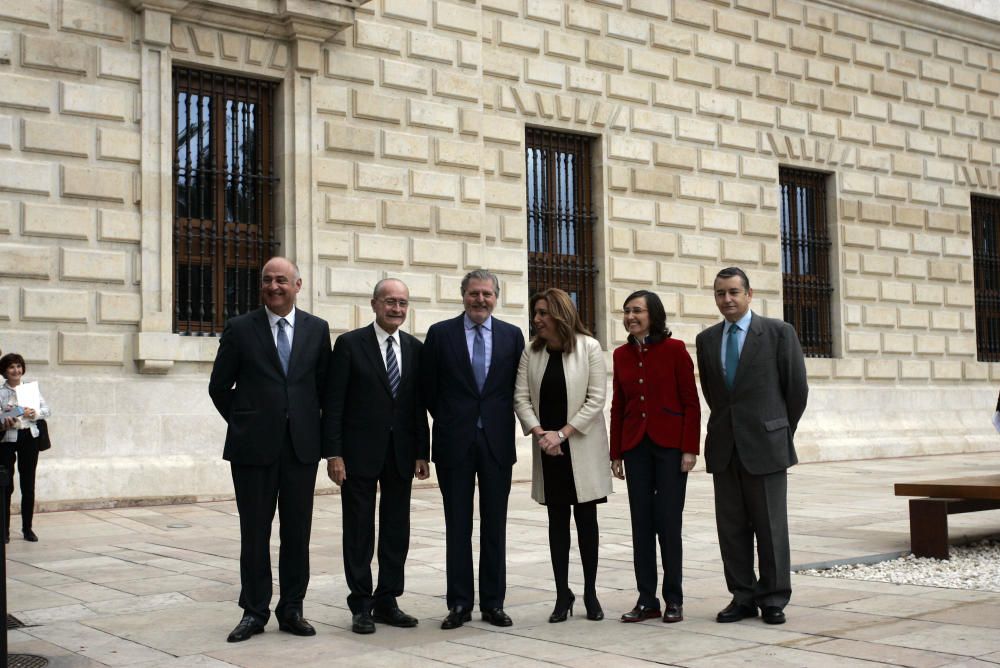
[35,419,51,451]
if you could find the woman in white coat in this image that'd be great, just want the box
[514,288,613,623]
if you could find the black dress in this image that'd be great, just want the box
[539,350,606,507]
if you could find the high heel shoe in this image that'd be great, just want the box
[584,592,604,621]
[549,591,575,623]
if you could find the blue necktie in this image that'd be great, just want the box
[472,324,486,392]
[725,324,740,389]
[385,336,400,397]
[276,317,291,375]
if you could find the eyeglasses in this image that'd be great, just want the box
[379,299,409,308]
[622,307,648,315]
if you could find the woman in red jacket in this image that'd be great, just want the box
[610,290,700,624]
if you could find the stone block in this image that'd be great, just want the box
[355,163,406,195]
[658,262,699,287]
[882,333,913,354]
[880,281,912,303]
[635,230,676,256]
[609,135,652,163]
[61,82,129,121]
[326,51,377,84]
[315,158,351,188]
[408,30,455,65]
[411,170,458,201]
[463,244,524,274]
[383,0,430,24]
[60,247,127,284]
[23,202,92,240]
[586,39,625,70]
[22,33,88,76]
[357,234,406,264]
[435,138,481,170]
[629,48,673,80]
[931,310,961,330]
[58,332,124,365]
[354,19,403,54]
[721,182,758,207]
[97,128,140,164]
[863,305,896,327]
[610,256,655,283]
[98,209,140,243]
[702,208,739,233]
[325,195,378,227]
[327,267,380,297]
[680,294,720,318]
[653,143,696,170]
[658,201,699,228]
[21,287,88,321]
[438,207,482,237]
[632,168,673,196]
[61,165,129,203]
[316,230,351,259]
[433,69,482,102]
[608,196,654,224]
[484,180,523,210]
[742,212,776,237]
[433,1,479,36]
[383,200,433,231]
[674,58,714,87]
[526,59,565,89]
[652,82,696,111]
[918,334,946,354]
[480,115,521,145]
[497,20,541,52]
[97,291,140,324]
[861,253,893,276]
[846,331,880,353]
[0,160,51,195]
[914,284,944,305]
[678,176,718,202]
[932,360,962,380]
[315,85,348,116]
[679,235,720,260]
[353,90,403,124]
[844,277,878,300]
[722,239,760,263]
[898,308,929,329]
[325,122,376,155]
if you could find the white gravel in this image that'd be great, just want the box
[796,539,1000,592]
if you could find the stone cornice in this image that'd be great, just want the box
[127,0,371,42]
[816,0,1000,48]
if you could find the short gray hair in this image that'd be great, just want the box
[372,277,407,299]
[460,269,500,296]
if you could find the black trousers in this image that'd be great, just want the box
[341,444,413,614]
[623,438,688,607]
[712,449,791,609]
[436,428,512,610]
[230,425,318,623]
[1,429,40,534]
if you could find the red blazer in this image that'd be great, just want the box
[610,336,701,459]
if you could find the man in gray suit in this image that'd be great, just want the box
[695,267,808,626]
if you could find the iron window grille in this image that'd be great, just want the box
[972,195,1000,362]
[778,167,833,358]
[173,67,279,335]
[525,128,598,334]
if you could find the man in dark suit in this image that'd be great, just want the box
[421,269,525,629]
[695,267,808,626]
[324,278,430,635]
[209,257,331,642]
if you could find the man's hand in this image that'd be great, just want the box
[680,453,697,473]
[611,459,624,480]
[327,457,346,486]
[2,417,15,429]
[414,459,430,480]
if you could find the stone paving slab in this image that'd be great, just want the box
[4,452,1000,667]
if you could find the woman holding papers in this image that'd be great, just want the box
[0,352,51,543]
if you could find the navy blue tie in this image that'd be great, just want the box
[276,318,291,375]
[725,324,740,389]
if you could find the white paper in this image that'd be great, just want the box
[993,411,1000,434]
[15,381,40,412]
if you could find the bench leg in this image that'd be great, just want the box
[909,499,950,560]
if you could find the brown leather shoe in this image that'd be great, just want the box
[620,604,660,623]
[662,602,683,623]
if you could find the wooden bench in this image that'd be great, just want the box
[894,475,1000,559]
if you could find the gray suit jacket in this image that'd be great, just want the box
[695,313,808,476]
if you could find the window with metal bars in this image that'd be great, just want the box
[525,128,598,334]
[173,67,279,335]
[972,195,1000,362]
[778,167,833,358]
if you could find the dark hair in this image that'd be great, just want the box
[0,353,25,379]
[623,290,671,343]
[715,266,750,292]
[529,288,591,353]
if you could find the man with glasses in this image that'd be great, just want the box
[325,278,430,634]
[422,269,525,629]
[209,257,331,642]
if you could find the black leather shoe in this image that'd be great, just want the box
[584,592,604,621]
[277,612,316,636]
[227,615,265,642]
[716,600,758,623]
[351,611,375,634]
[549,591,575,623]
[662,602,683,623]
[620,604,660,623]
[481,607,513,627]
[441,606,472,630]
[761,606,786,625]
[22,529,38,542]
[373,606,418,628]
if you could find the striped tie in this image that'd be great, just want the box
[385,336,400,397]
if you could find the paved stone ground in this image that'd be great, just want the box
[5,452,1000,667]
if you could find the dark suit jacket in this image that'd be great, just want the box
[695,313,808,476]
[209,306,331,466]
[421,314,525,468]
[323,324,429,479]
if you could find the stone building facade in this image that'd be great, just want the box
[0,0,998,506]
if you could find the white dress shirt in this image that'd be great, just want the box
[265,305,296,350]
[373,321,403,376]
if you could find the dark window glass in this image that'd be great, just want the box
[525,128,598,334]
[972,195,1000,361]
[173,68,279,335]
[779,167,833,358]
